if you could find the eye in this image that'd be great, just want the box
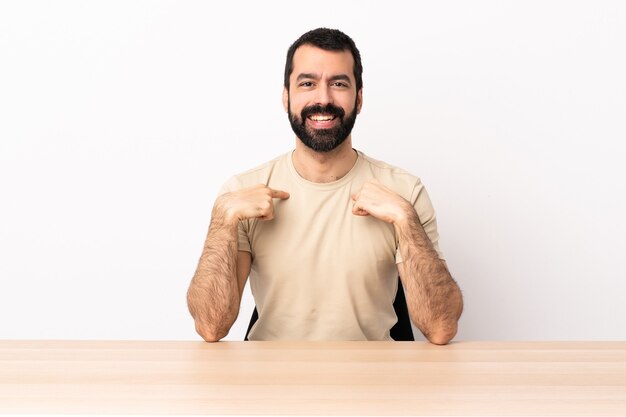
[299,81,314,87]
[332,82,348,88]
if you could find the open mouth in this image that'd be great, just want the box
[307,113,337,123]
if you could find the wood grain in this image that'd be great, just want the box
[1,340,625,415]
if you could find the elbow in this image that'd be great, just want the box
[427,286,463,345]
[194,321,227,343]
[427,332,455,346]
[426,322,458,346]
[187,287,233,343]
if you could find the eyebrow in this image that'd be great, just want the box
[296,73,352,84]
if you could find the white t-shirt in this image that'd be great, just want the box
[219,150,444,340]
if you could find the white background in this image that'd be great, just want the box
[1,1,625,341]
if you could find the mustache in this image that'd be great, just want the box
[300,104,345,123]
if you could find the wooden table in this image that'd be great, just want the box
[1,340,625,415]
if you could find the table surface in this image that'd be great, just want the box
[1,340,625,416]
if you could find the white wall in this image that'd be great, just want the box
[1,0,624,341]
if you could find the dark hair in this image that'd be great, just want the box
[284,28,363,92]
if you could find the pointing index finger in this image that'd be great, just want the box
[269,188,290,199]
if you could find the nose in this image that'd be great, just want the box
[314,84,332,106]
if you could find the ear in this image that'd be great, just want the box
[282,87,289,113]
[356,89,363,114]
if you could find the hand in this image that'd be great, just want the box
[351,179,413,224]
[214,184,290,224]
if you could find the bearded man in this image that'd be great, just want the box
[187,28,463,344]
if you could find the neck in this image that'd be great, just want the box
[292,136,358,183]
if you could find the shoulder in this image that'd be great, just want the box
[359,152,420,179]
[357,151,423,199]
[358,151,438,227]
[219,152,290,194]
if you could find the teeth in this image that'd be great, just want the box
[309,114,334,121]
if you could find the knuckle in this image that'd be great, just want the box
[256,201,272,214]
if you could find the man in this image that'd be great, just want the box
[187,28,463,344]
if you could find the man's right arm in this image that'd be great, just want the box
[186,185,289,342]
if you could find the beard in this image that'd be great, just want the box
[288,99,358,153]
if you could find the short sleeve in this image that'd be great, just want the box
[217,177,252,254]
[395,179,445,263]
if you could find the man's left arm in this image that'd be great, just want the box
[352,180,463,345]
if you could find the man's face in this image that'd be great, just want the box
[283,44,362,153]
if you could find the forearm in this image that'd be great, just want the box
[395,211,463,345]
[187,214,240,342]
